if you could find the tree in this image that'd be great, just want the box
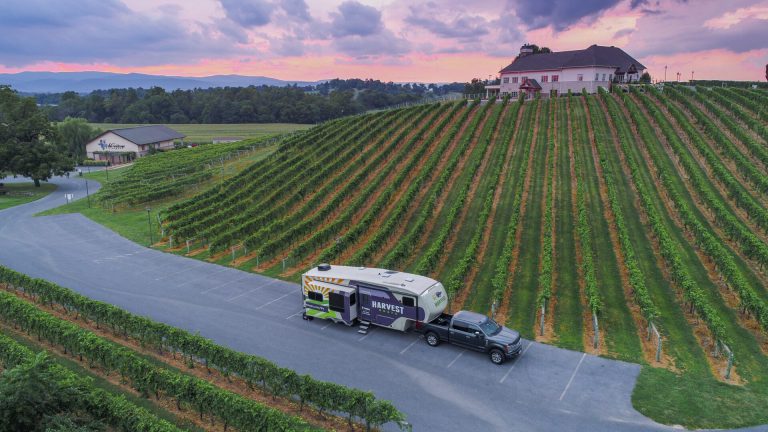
[55,117,100,162]
[0,353,86,432]
[464,78,486,96]
[0,86,74,185]
[640,72,652,83]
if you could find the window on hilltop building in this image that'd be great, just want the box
[511,77,518,84]
[595,73,599,81]
[511,91,518,98]
[521,76,527,82]
[577,74,583,81]
[541,75,548,83]
[602,73,606,81]
[609,74,613,82]
[503,77,509,84]
[552,75,559,82]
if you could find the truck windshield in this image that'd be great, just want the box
[480,318,502,335]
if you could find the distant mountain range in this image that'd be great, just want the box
[0,71,325,94]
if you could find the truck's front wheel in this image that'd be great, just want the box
[425,332,440,347]
[490,349,505,365]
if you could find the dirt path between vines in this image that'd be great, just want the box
[451,104,516,311]
[0,287,365,431]
[495,102,541,324]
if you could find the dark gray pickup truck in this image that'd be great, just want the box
[417,310,523,364]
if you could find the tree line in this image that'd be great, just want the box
[40,79,467,125]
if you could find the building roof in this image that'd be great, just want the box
[108,125,185,145]
[304,265,441,296]
[500,45,646,75]
[519,78,542,90]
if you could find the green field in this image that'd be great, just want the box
[88,122,313,143]
[51,86,768,428]
[0,182,57,211]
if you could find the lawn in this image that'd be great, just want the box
[89,123,314,144]
[0,182,57,211]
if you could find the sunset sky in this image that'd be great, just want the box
[1,0,766,83]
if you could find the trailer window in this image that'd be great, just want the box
[329,292,345,312]
[401,296,415,307]
[349,293,356,306]
[307,291,323,302]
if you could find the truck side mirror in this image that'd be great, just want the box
[474,331,481,336]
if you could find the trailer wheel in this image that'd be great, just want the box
[490,349,505,365]
[425,332,440,347]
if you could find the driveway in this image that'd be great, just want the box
[0,176,761,432]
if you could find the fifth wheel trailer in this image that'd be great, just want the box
[301,264,522,363]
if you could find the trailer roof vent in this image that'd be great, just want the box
[404,277,414,282]
[381,273,391,278]
[384,270,398,274]
[317,263,331,271]
[358,267,365,270]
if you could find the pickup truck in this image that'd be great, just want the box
[418,310,523,364]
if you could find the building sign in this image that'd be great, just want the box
[97,139,126,151]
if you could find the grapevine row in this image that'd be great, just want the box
[0,266,406,429]
[640,89,768,269]
[617,90,728,343]
[351,99,507,267]
[0,332,184,432]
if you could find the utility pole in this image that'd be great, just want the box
[664,65,667,82]
[691,70,694,82]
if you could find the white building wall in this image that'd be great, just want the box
[85,132,139,159]
[498,65,617,98]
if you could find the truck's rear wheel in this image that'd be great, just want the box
[425,332,440,347]
[490,349,505,365]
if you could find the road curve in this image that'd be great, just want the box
[0,176,760,432]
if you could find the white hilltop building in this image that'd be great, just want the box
[485,44,647,99]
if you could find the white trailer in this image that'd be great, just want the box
[302,264,448,332]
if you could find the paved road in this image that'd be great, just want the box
[0,176,763,432]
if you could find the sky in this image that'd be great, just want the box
[0,0,766,82]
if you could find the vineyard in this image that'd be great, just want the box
[153,85,768,426]
[0,266,405,431]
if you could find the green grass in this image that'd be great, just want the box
[0,182,57,210]
[633,366,768,429]
[89,123,313,144]
[552,97,583,351]
[1,327,204,431]
[580,96,643,362]
[506,100,548,337]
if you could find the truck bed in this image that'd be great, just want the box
[430,313,453,327]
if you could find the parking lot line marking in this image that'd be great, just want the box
[321,322,333,330]
[559,352,586,401]
[254,292,292,310]
[226,280,279,302]
[201,275,249,294]
[446,351,464,369]
[285,310,304,319]
[358,329,374,341]
[399,336,421,355]
[499,341,534,384]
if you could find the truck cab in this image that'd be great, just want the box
[419,310,522,364]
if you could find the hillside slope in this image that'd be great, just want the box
[161,88,768,426]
